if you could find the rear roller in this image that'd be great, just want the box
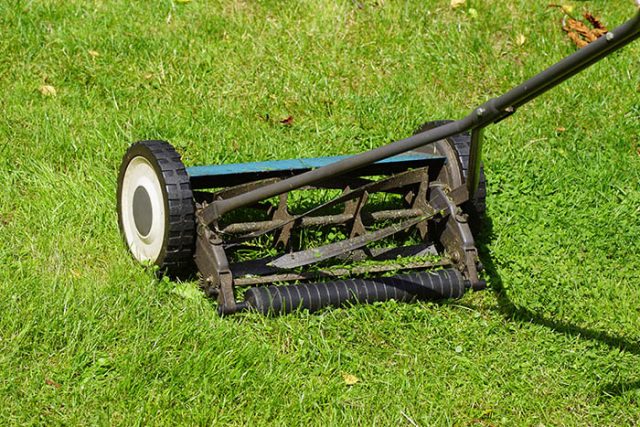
[117,140,196,277]
[240,269,467,315]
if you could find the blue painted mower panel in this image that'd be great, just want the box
[187,152,445,189]
[187,153,442,178]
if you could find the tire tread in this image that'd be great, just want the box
[416,120,487,218]
[118,140,196,277]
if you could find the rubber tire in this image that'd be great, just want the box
[117,140,196,277]
[414,120,487,220]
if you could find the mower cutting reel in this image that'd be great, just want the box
[117,10,640,315]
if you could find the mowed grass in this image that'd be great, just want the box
[1,0,639,425]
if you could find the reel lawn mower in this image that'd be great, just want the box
[117,10,640,315]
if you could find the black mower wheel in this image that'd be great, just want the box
[413,120,487,220]
[117,140,196,277]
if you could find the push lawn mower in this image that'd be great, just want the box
[117,10,640,315]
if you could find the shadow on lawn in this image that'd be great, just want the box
[477,216,640,398]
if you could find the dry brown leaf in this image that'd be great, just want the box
[450,0,465,9]
[562,13,608,48]
[565,18,592,38]
[556,127,567,133]
[342,373,359,385]
[584,12,606,30]
[280,115,294,126]
[566,31,588,48]
[516,34,526,46]
[584,33,598,43]
[588,28,607,39]
[45,378,61,388]
[39,85,57,96]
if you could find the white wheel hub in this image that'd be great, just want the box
[119,156,166,263]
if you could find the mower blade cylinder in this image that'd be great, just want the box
[240,269,466,315]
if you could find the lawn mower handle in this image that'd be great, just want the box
[200,10,640,226]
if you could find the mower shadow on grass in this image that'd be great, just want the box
[477,216,640,399]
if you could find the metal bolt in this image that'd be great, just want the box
[606,32,615,41]
[455,213,468,223]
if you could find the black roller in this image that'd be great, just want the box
[241,269,466,315]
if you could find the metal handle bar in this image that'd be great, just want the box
[200,11,640,225]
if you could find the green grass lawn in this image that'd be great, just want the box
[1,0,639,425]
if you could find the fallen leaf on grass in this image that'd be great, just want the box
[280,115,294,125]
[342,373,359,385]
[561,12,608,48]
[555,127,566,133]
[45,378,61,389]
[548,3,574,15]
[88,50,99,58]
[450,0,465,9]
[565,19,596,41]
[39,85,57,96]
[562,4,574,14]
[584,12,606,30]
[565,29,588,48]
[516,34,526,46]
